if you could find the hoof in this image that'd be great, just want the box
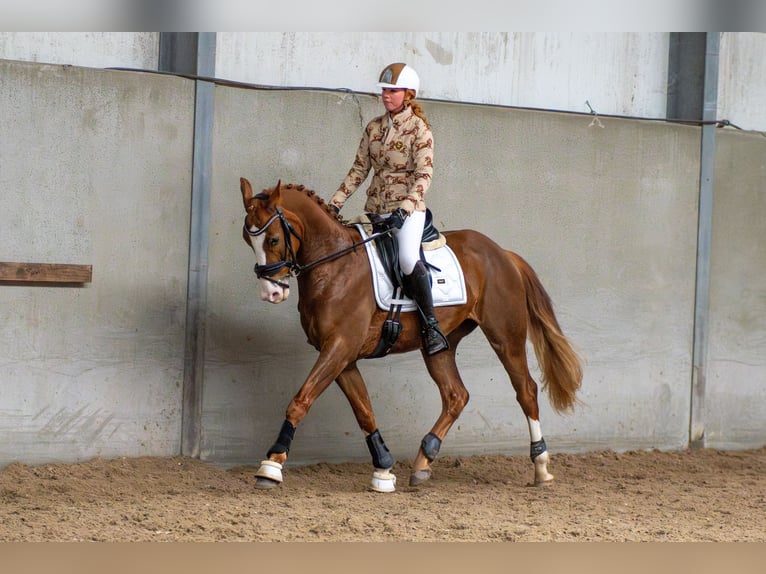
[409,469,432,486]
[370,469,397,493]
[254,459,283,488]
[533,451,554,485]
[254,476,281,490]
[532,474,554,487]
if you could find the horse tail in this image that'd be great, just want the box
[507,251,584,414]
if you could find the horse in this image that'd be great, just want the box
[239,177,583,492]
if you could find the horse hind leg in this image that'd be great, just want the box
[513,370,555,485]
[483,327,554,486]
[527,411,554,485]
[410,340,471,486]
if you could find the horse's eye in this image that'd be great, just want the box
[268,236,280,247]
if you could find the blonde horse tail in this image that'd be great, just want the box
[508,251,584,414]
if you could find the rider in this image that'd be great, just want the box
[330,62,449,355]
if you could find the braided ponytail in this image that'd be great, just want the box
[405,89,430,128]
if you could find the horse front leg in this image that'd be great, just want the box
[410,347,470,486]
[335,362,396,493]
[253,343,349,490]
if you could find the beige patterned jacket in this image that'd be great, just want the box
[331,105,433,215]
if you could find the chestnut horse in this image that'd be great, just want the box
[240,177,583,492]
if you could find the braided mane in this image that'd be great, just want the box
[278,182,343,222]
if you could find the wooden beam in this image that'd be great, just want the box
[0,262,92,283]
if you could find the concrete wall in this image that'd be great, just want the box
[216,31,766,132]
[219,32,766,133]
[3,33,766,133]
[706,129,766,449]
[0,61,194,465]
[0,32,158,70]
[215,32,670,118]
[1,59,763,468]
[718,33,766,132]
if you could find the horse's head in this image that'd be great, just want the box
[240,177,303,304]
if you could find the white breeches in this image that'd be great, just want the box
[385,209,425,275]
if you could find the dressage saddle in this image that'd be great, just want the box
[365,208,442,358]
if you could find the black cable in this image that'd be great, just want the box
[106,66,754,133]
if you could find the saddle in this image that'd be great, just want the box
[349,210,466,359]
[366,208,443,289]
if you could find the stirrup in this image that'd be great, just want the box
[423,325,449,355]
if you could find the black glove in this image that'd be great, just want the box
[385,208,409,230]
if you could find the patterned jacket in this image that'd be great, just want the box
[331,104,434,215]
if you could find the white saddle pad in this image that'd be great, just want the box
[354,224,467,312]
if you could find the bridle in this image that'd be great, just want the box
[244,193,390,288]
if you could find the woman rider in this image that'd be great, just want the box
[330,62,448,355]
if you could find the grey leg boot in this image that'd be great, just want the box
[404,261,449,355]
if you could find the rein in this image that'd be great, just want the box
[244,197,390,285]
[296,231,391,273]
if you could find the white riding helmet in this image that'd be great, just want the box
[377,63,420,95]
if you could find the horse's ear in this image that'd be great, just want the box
[271,179,283,205]
[240,177,254,209]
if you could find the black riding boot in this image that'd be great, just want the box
[404,261,449,355]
